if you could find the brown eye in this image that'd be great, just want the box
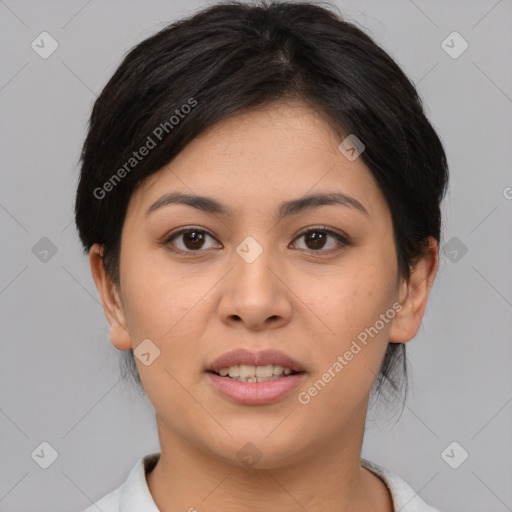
[303,231,328,250]
[164,227,221,254]
[181,230,206,250]
[292,227,348,253]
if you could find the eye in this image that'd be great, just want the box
[291,226,349,254]
[162,225,349,256]
[163,227,221,255]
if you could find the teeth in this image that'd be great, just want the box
[231,375,283,383]
[256,365,274,377]
[216,364,296,381]
[239,364,255,378]
[228,366,240,377]
[273,365,284,375]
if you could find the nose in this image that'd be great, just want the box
[217,243,293,331]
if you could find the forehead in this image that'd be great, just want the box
[127,100,388,222]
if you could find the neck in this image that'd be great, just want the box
[146,409,393,512]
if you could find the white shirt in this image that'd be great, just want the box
[82,452,441,511]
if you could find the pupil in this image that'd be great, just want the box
[185,231,204,249]
[306,231,326,250]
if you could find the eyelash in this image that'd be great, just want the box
[161,225,350,257]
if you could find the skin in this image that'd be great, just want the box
[90,100,438,512]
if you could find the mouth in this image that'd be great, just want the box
[205,348,307,405]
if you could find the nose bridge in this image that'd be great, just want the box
[218,234,292,329]
[232,234,277,296]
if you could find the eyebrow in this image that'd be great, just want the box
[145,191,368,219]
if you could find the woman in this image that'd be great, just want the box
[76,1,448,510]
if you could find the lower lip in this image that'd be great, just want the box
[206,372,307,405]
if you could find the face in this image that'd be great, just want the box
[93,100,429,468]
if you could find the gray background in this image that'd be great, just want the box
[1,0,511,510]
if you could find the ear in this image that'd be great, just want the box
[388,237,439,343]
[89,243,132,351]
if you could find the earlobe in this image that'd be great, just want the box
[108,320,132,351]
[89,244,132,351]
[388,237,439,344]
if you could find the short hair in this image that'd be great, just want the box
[75,1,449,403]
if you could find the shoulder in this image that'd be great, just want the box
[361,458,442,512]
[80,453,161,512]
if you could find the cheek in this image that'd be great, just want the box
[119,256,210,401]
[302,250,398,388]
[318,260,397,339]
[119,246,207,351]
[295,270,396,424]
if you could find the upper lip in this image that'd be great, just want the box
[206,348,306,374]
